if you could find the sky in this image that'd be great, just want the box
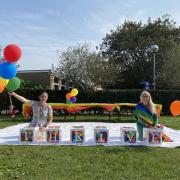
[0,0,179,70]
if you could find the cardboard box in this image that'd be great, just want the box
[143,127,163,143]
[46,128,60,143]
[20,127,35,143]
[95,126,109,143]
[121,127,137,143]
[70,126,85,144]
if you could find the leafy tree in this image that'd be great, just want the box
[52,44,115,90]
[157,45,180,89]
[101,14,180,89]
[20,79,44,89]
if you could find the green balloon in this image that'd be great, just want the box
[66,99,71,105]
[6,77,21,92]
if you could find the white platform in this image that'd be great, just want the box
[0,122,180,148]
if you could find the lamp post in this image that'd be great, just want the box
[146,45,159,90]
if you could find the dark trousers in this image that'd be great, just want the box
[137,122,144,141]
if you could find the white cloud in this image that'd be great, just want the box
[11,12,44,21]
[84,9,126,38]
[18,49,57,70]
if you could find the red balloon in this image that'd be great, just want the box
[3,44,22,63]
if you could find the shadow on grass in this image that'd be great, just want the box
[0,119,136,123]
[103,145,153,154]
[52,119,136,123]
[0,119,28,123]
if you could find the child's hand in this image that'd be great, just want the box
[9,105,14,110]
[47,121,52,126]
[39,127,46,131]
[8,92,15,96]
[144,123,150,128]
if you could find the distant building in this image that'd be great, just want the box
[17,69,70,90]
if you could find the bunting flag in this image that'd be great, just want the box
[22,103,162,119]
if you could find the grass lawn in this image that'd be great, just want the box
[0,115,180,179]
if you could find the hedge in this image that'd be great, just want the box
[0,89,179,115]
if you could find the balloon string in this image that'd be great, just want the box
[9,94,13,106]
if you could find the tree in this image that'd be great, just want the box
[101,14,180,89]
[157,45,180,89]
[52,44,115,90]
[20,79,44,89]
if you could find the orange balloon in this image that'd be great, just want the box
[66,93,73,99]
[170,100,180,117]
[0,81,5,93]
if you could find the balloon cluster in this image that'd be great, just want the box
[66,88,78,105]
[0,44,22,93]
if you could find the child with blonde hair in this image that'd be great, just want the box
[135,91,158,140]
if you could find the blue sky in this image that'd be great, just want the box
[0,0,179,70]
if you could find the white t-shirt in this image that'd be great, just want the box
[31,101,53,122]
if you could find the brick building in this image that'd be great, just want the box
[17,69,67,90]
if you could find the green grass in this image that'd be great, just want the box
[1,115,180,129]
[0,115,180,179]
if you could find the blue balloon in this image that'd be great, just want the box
[0,62,17,79]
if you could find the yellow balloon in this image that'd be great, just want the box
[0,77,9,86]
[71,88,78,96]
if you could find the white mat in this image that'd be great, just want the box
[0,122,180,148]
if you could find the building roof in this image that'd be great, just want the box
[17,69,51,74]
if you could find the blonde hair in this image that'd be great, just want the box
[140,91,156,114]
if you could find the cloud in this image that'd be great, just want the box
[18,49,57,70]
[83,9,126,38]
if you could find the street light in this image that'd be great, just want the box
[146,44,159,90]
